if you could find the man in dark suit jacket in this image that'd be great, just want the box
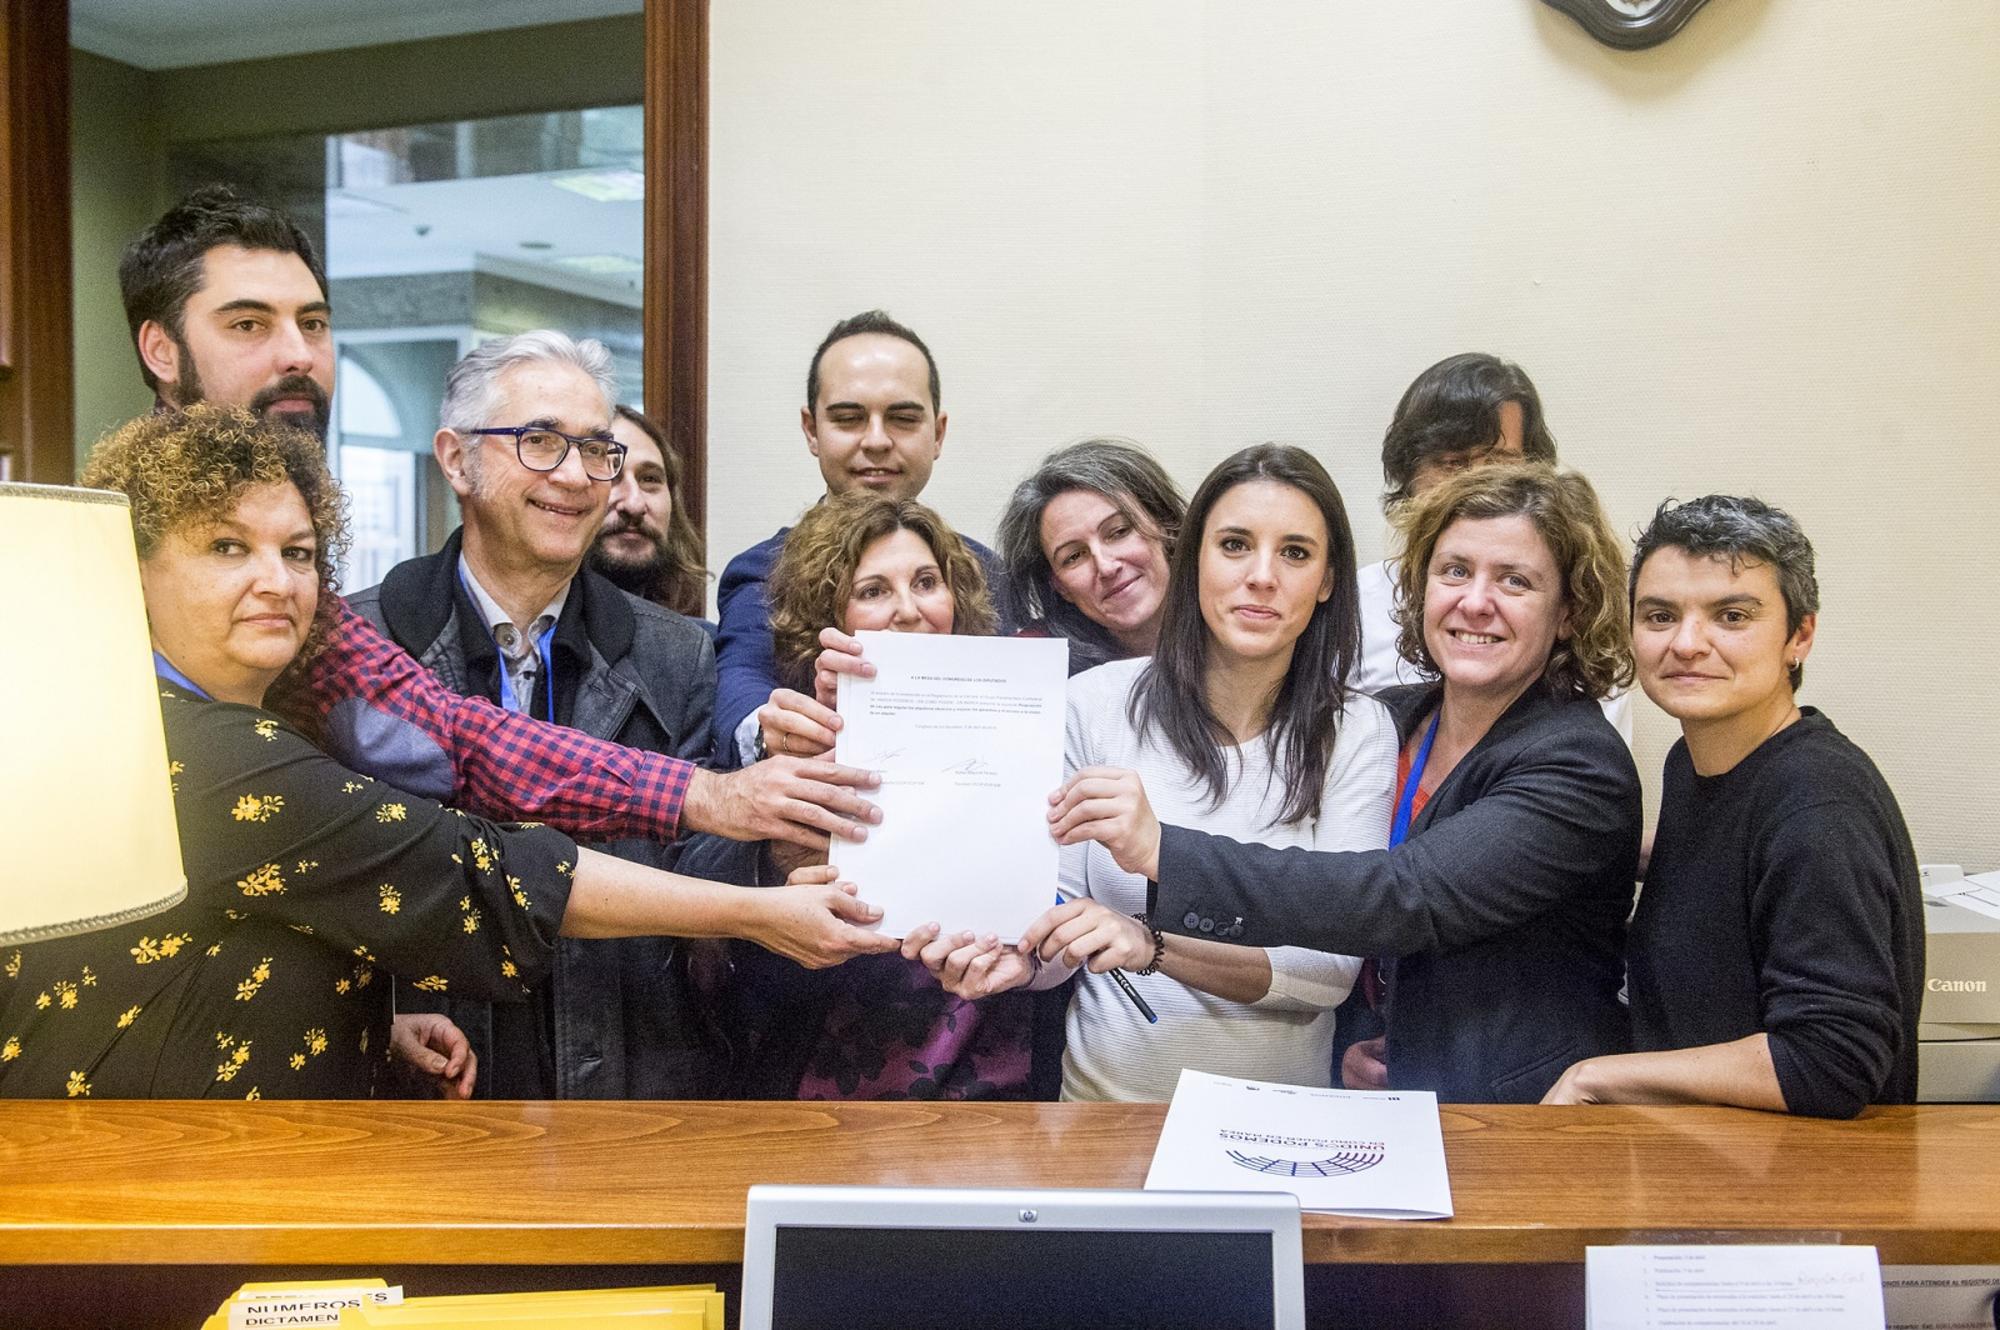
[350,329,725,1099]
[711,310,1008,763]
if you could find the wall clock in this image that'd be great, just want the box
[1540,0,1715,50]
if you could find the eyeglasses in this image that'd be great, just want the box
[465,426,627,481]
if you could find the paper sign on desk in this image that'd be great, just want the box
[1881,1265,2000,1330]
[1586,1246,1883,1329]
[830,631,1067,941]
[1144,1069,1453,1219]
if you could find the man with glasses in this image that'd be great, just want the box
[117,197,893,1096]
[347,330,731,1099]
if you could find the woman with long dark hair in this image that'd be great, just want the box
[913,445,1397,1100]
[1038,463,1642,1103]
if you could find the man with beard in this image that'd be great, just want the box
[110,194,895,1095]
[119,184,333,437]
[116,189,884,857]
[587,404,712,627]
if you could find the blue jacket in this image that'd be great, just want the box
[711,524,1011,759]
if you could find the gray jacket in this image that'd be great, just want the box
[349,529,723,1098]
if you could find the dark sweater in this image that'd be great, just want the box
[1628,709,1923,1118]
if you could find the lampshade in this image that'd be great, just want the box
[0,483,186,945]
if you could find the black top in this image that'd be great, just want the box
[0,683,576,1100]
[1629,708,1924,1118]
[1151,682,1639,1103]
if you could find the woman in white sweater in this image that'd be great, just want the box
[916,444,1397,1100]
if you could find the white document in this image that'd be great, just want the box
[1144,1069,1453,1220]
[1932,871,2000,923]
[1586,1246,1883,1330]
[829,631,1067,941]
[1881,1265,2000,1330]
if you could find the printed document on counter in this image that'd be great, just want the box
[1144,1069,1453,1219]
[830,631,1067,941]
[1586,1245,1884,1329]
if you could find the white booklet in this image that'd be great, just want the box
[1586,1245,1884,1329]
[829,630,1068,941]
[1144,1069,1453,1220]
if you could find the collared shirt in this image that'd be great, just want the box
[270,598,694,841]
[457,558,571,717]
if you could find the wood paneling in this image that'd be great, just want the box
[642,0,708,616]
[0,0,73,483]
[1,1100,1997,1268]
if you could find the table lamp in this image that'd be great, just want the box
[0,483,185,945]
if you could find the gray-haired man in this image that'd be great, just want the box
[349,331,727,1100]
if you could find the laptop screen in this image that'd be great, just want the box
[770,1225,1276,1330]
[741,1187,1304,1330]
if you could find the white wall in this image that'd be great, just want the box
[711,0,2000,868]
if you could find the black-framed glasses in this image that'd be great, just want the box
[465,426,627,481]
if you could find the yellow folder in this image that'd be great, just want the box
[335,1285,723,1329]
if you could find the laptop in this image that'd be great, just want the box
[740,1185,1305,1329]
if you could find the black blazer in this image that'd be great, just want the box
[1151,682,1640,1103]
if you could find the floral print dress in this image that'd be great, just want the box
[0,682,577,1100]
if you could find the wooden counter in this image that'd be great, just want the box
[3,1099,1998,1269]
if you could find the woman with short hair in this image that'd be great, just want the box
[1545,495,1923,1117]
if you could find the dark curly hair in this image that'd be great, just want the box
[80,405,350,678]
[767,492,994,689]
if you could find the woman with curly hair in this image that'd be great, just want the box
[0,407,894,1101]
[1032,462,1643,1103]
[727,490,1035,1100]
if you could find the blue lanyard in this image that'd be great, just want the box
[499,626,556,718]
[152,652,212,700]
[458,571,558,719]
[1389,710,1441,847]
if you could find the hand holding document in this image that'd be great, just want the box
[829,631,1068,941]
[1586,1246,1884,1329]
[1145,1069,1454,1220]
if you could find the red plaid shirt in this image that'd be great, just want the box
[275,598,694,841]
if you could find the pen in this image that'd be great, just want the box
[1054,889,1159,1025]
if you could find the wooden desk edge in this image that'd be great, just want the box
[5,1222,1997,1268]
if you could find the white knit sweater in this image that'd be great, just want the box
[1055,657,1397,1102]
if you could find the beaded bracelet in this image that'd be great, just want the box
[1131,913,1166,976]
